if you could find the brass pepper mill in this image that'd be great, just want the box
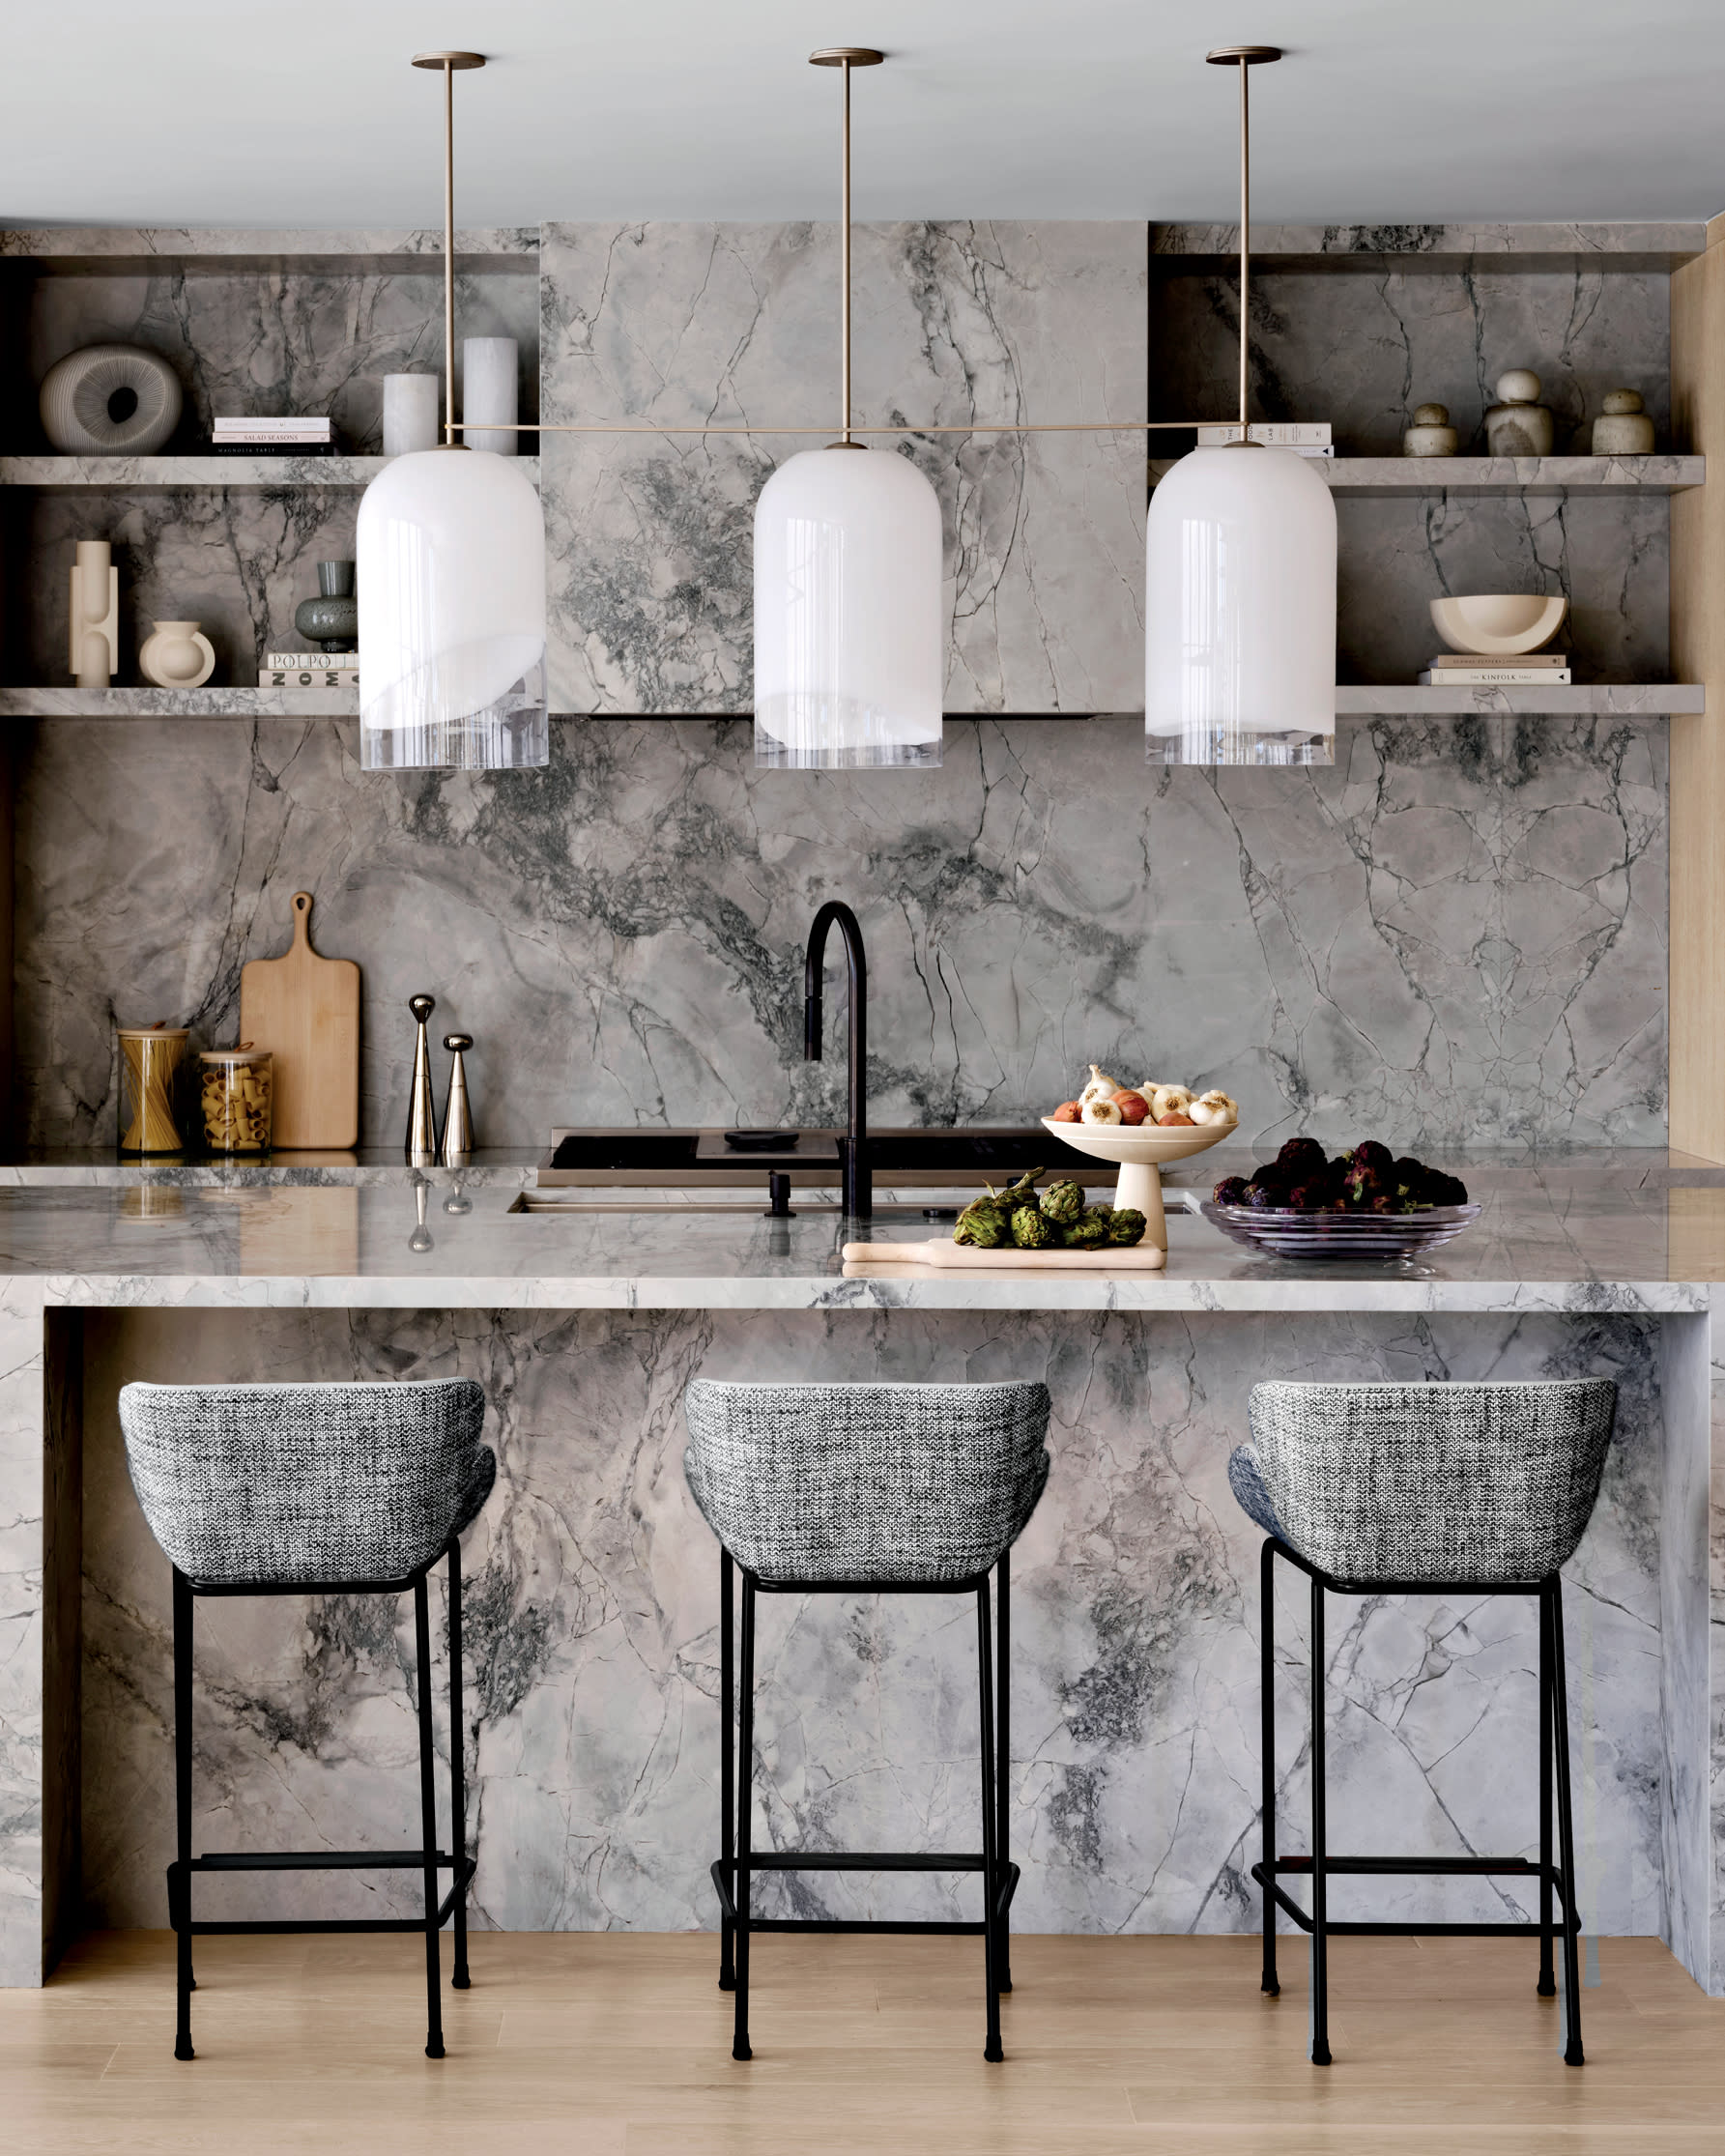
[405,993,439,1165]
[440,1033,474,1166]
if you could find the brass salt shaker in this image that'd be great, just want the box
[440,1033,474,1166]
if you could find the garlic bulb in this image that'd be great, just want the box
[1079,1064,1122,1107]
[1080,1095,1123,1125]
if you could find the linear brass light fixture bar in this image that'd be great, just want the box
[433,43,1277,445]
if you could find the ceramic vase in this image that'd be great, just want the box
[137,620,216,689]
[383,373,441,456]
[40,343,183,454]
[1591,388,1655,456]
[295,561,359,651]
[1402,401,1458,457]
[1483,368,1555,458]
[69,538,119,687]
[462,337,518,455]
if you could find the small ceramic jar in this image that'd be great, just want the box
[1483,368,1555,458]
[1591,388,1654,456]
[1402,401,1458,457]
[198,1047,273,1153]
[138,620,216,688]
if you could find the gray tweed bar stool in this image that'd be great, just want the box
[1229,1379,1617,2069]
[118,1378,497,2063]
[684,1378,1051,2063]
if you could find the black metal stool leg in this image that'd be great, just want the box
[172,1567,195,2060]
[447,1537,471,1991]
[414,1576,446,2059]
[977,1580,1003,2062]
[733,1572,755,2061]
[1538,1577,1555,1998]
[1260,1538,1279,1998]
[719,1549,735,1992]
[1308,1571,1331,2066]
[1546,1579,1585,2066]
[994,1555,1013,1997]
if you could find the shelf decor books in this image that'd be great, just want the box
[1196,421,1332,447]
[1419,664,1573,685]
[213,416,334,456]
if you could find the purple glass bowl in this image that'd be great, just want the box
[1197,1199,1481,1262]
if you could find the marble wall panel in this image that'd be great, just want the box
[1150,266,1671,455]
[13,711,1666,1151]
[538,222,1146,715]
[0,1296,48,1984]
[78,1306,1667,1944]
[7,268,538,454]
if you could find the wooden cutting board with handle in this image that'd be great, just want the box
[239,891,360,1148]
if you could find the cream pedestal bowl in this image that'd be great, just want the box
[1040,1116,1237,1250]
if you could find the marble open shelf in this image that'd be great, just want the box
[0,455,540,490]
[1337,684,1704,716]
[1149,455,1703,494]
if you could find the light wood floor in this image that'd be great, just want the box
[4,1929,1722,2153]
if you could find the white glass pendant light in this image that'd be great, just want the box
[753,49,943,770]
[358,52,548,773]
[1145,47,1337,767]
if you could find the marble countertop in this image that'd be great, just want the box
[0,1173,1717,1312]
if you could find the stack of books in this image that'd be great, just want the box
[212,417,334,456]
[259,650,359,689]
[1196,421,1334,459]
[1418,652,1571,687]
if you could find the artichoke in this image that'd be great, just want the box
[1012,1205,1055,1250]
[1002,1167,1045,1206]
[1106,1206,1147,1246]
[954,1204,1010,1249]
[1041,1178,1085,1225]
[1062,1207,1111,1248]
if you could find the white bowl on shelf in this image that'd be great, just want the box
[1040,1114,1238,1250]
[1428,593,1567,656]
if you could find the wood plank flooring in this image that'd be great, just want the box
[4,1929,1721,2153]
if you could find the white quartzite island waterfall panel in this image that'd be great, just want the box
[538,222,1147,716]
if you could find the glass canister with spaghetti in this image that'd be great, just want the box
[116,1024,189,1156]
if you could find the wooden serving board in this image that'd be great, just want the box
[239,891,360,1149]
[842,1239,1166,1272]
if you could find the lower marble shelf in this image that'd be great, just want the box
[0,685,1707,721]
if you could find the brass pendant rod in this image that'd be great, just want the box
[841,56,853,443]
[1238,56,1250,433]
[444,57,456,446]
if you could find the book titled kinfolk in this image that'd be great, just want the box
[1418,668,1573,686]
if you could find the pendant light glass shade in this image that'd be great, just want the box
[753,446,944,769]
[1144,446,1337,767]
[357,448,549,772]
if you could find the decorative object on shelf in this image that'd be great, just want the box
[356,52,548,773]
[1482,369,1555,458]
[440,1032,474,1164]
[1420,649,1569,685]
[294,560,359,652]
[1402,402,1458,457]
[383,373,441,456]
[259,650,359,688]
[69,539,118,688]
[198,1046,273,1154]
[1429,592,1567,655]
[1145,48,1337,769]
[116,1023,188,1156]
[406,993,440,1165]
[1591,388,1655,456]
[40,343,183,454]
[238,890,361,1149]
[462,338,518,455]
[754,49,943,771]
[137,620,216,689]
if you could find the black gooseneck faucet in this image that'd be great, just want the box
[804,900,870,1220]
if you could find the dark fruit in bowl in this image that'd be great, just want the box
[1277,1137,1328,1177]
[1212,1176,1250,1207]
[1221,1139,1467,1216]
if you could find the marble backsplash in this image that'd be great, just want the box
[78,1304,1668,1941]
[12,709,1666,1151]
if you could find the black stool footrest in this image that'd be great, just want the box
[179,1849,466,1873]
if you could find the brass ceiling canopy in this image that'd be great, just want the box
[1205,44,1282,64]
[809,47,884,66]
[412,50,485,69]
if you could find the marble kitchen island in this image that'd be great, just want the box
[2,1176,1719,2015]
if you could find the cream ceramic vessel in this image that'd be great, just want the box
[1428,593,1567,656]
[1041,1115,1236,1251]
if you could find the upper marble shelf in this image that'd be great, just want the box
[0,227,538,275]
[1150,221,1706,272]
[0,455,540,491]
[1149,455,1704,496]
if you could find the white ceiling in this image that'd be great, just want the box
[7,0,1725,229]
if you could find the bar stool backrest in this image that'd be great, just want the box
[1244,1379,1618,1585]
[119,1378,490,1587]
[684,1379,1051,1583]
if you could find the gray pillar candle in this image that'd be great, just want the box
[383,374,440,457]
[461,336,518,456]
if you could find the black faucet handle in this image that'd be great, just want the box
[763,1169,795,1220]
